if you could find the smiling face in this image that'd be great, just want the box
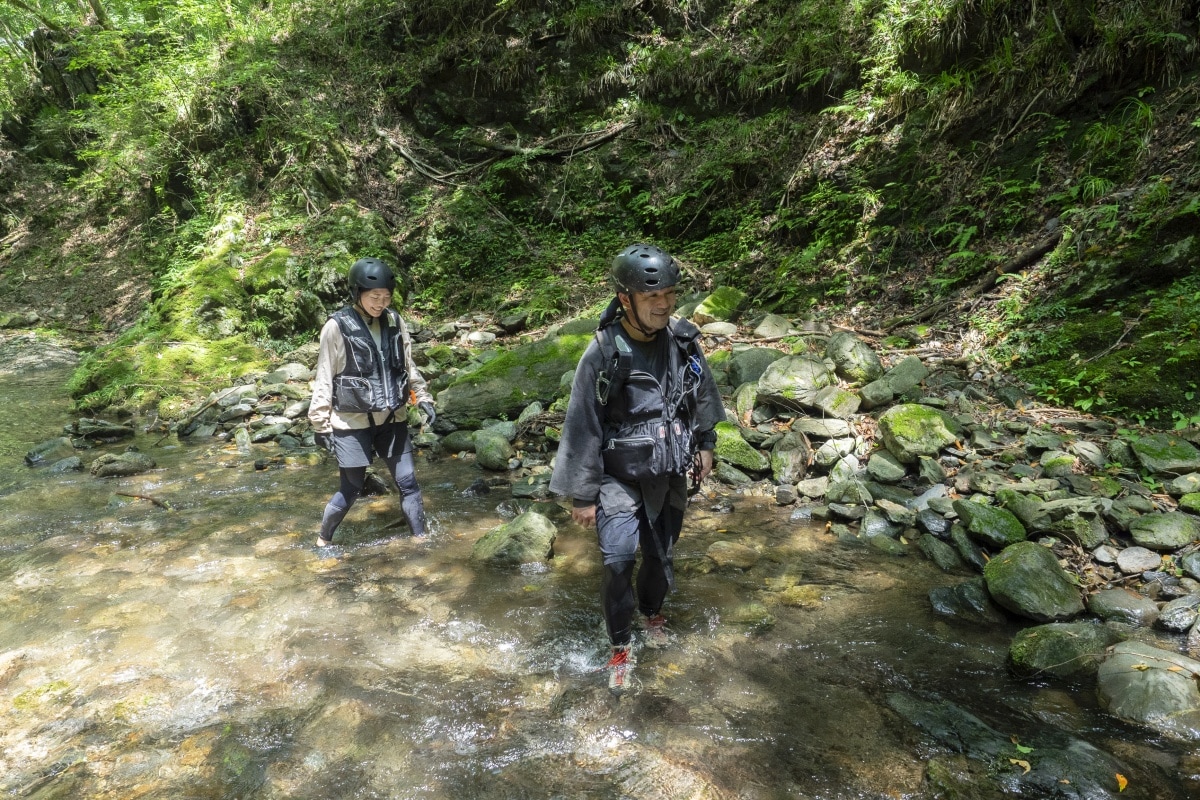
[356,288,393,318]
[619,286,677,340]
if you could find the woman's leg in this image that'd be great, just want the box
[318,466,367,544]
[382,448,427,537]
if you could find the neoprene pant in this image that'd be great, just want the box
[319,449,427,539]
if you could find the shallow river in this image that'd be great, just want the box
[0,333,1195,799]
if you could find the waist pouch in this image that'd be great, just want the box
[333,375,404,414]
[602,418,695,483]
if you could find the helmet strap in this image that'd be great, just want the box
[619,292,656,340]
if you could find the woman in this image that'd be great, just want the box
[308,257,436,546]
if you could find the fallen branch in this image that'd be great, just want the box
[884,231,1063,331]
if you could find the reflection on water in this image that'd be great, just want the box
[0,340,1193,799]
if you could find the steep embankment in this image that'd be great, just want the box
[0,0,1197,422]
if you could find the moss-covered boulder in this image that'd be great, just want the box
[1132,433,1200,475]
[1009,621,1123,678]
[877,404,964,464]
[953,499,1027,548]
[770,431,811,485]
[471,511,556,566]
[714,421,770,473]
[983,541,1084,622]
[756,355,834,411]
[691,286,747,325]
[1129,512,1200,551]
[825,331,883,384]
[437,334,591,426]
[474,428,514,471]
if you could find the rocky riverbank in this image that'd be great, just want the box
[17,291,1200,793]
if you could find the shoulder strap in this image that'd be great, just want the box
[594,325,632,406]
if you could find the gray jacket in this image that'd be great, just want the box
[549,314,724,515]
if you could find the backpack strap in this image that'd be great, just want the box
[594,325,632,406]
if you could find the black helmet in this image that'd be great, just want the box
[611,244,680,293]
[347,257,396,303]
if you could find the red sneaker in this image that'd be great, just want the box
[643,613,668,647]
[605,646,632,691]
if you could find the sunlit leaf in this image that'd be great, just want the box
[1131,663,1150,671]
[1116,773,1128,791]
[1009,758,1031,774]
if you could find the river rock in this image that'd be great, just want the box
[860,509,901,539]
[953,499,1027,548]
[470,510,556,566]
[949,524,988,572]
[706,540,760,570]
[691,285,746,325]
[474,428,514,471]
[756,355,834,411]
[1009,621,1123,678]
[791,418,852,438]
[70,418,136,441]
[441,429,477,453]
[511,474,551,499]
[437,335,589,426]
[714,421,770,472]
[866,450,907,483]
[49,456,83,473]
[751,313,794,338]
[1098,641,1200,742]
[1169,473,1200,496]
[1157,595,1200,633]
[1039,449,1077,478]
[915,508,951,538]
[1132,433,1200,476]
[90,450,156,477]
[795,476,829,499]
[1116,546,1162,574]
[714,461,753,485]
[262,362,311,384]
[1181,494,1200,514]
[918,534,963,571]
[770,431,811,485]
[824,331,883,384]
[809,384,860,419]
[888,692,1133,798]
[25,436,76,466]
[877,404,963,464]
[929,577,1007,624]
[727,347,787,387]
[983,541,1085,622]
[1129,512,1200,551]
[1086,588,1160,627]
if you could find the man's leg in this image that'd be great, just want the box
[636,502,683,617]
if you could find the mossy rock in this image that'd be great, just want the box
[470,511,556,566]
[691,286,747,325]
[714,421,770,472]
[877,403,964,464]
[983,541,1085,622]
[1009,621,1122,678]
[1132,433,1200,476]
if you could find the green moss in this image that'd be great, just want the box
[694,286,748,322]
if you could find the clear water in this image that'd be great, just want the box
[0,333,1194,799]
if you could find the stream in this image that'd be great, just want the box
[0,332,1195,799]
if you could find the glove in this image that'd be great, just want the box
[314,431,333,452]
[418,401,436,427]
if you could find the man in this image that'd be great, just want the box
[550,243,724,690]
[309,257,436,546]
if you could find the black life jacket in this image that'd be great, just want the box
[592,298,706,482]
[330,306,409,416]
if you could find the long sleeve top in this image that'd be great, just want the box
[308,307,433,433]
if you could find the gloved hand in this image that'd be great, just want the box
[314,431,333,453]
[418,401,436,427]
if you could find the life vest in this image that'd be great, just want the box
[593,303,706,483]
[330,306,409,416]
